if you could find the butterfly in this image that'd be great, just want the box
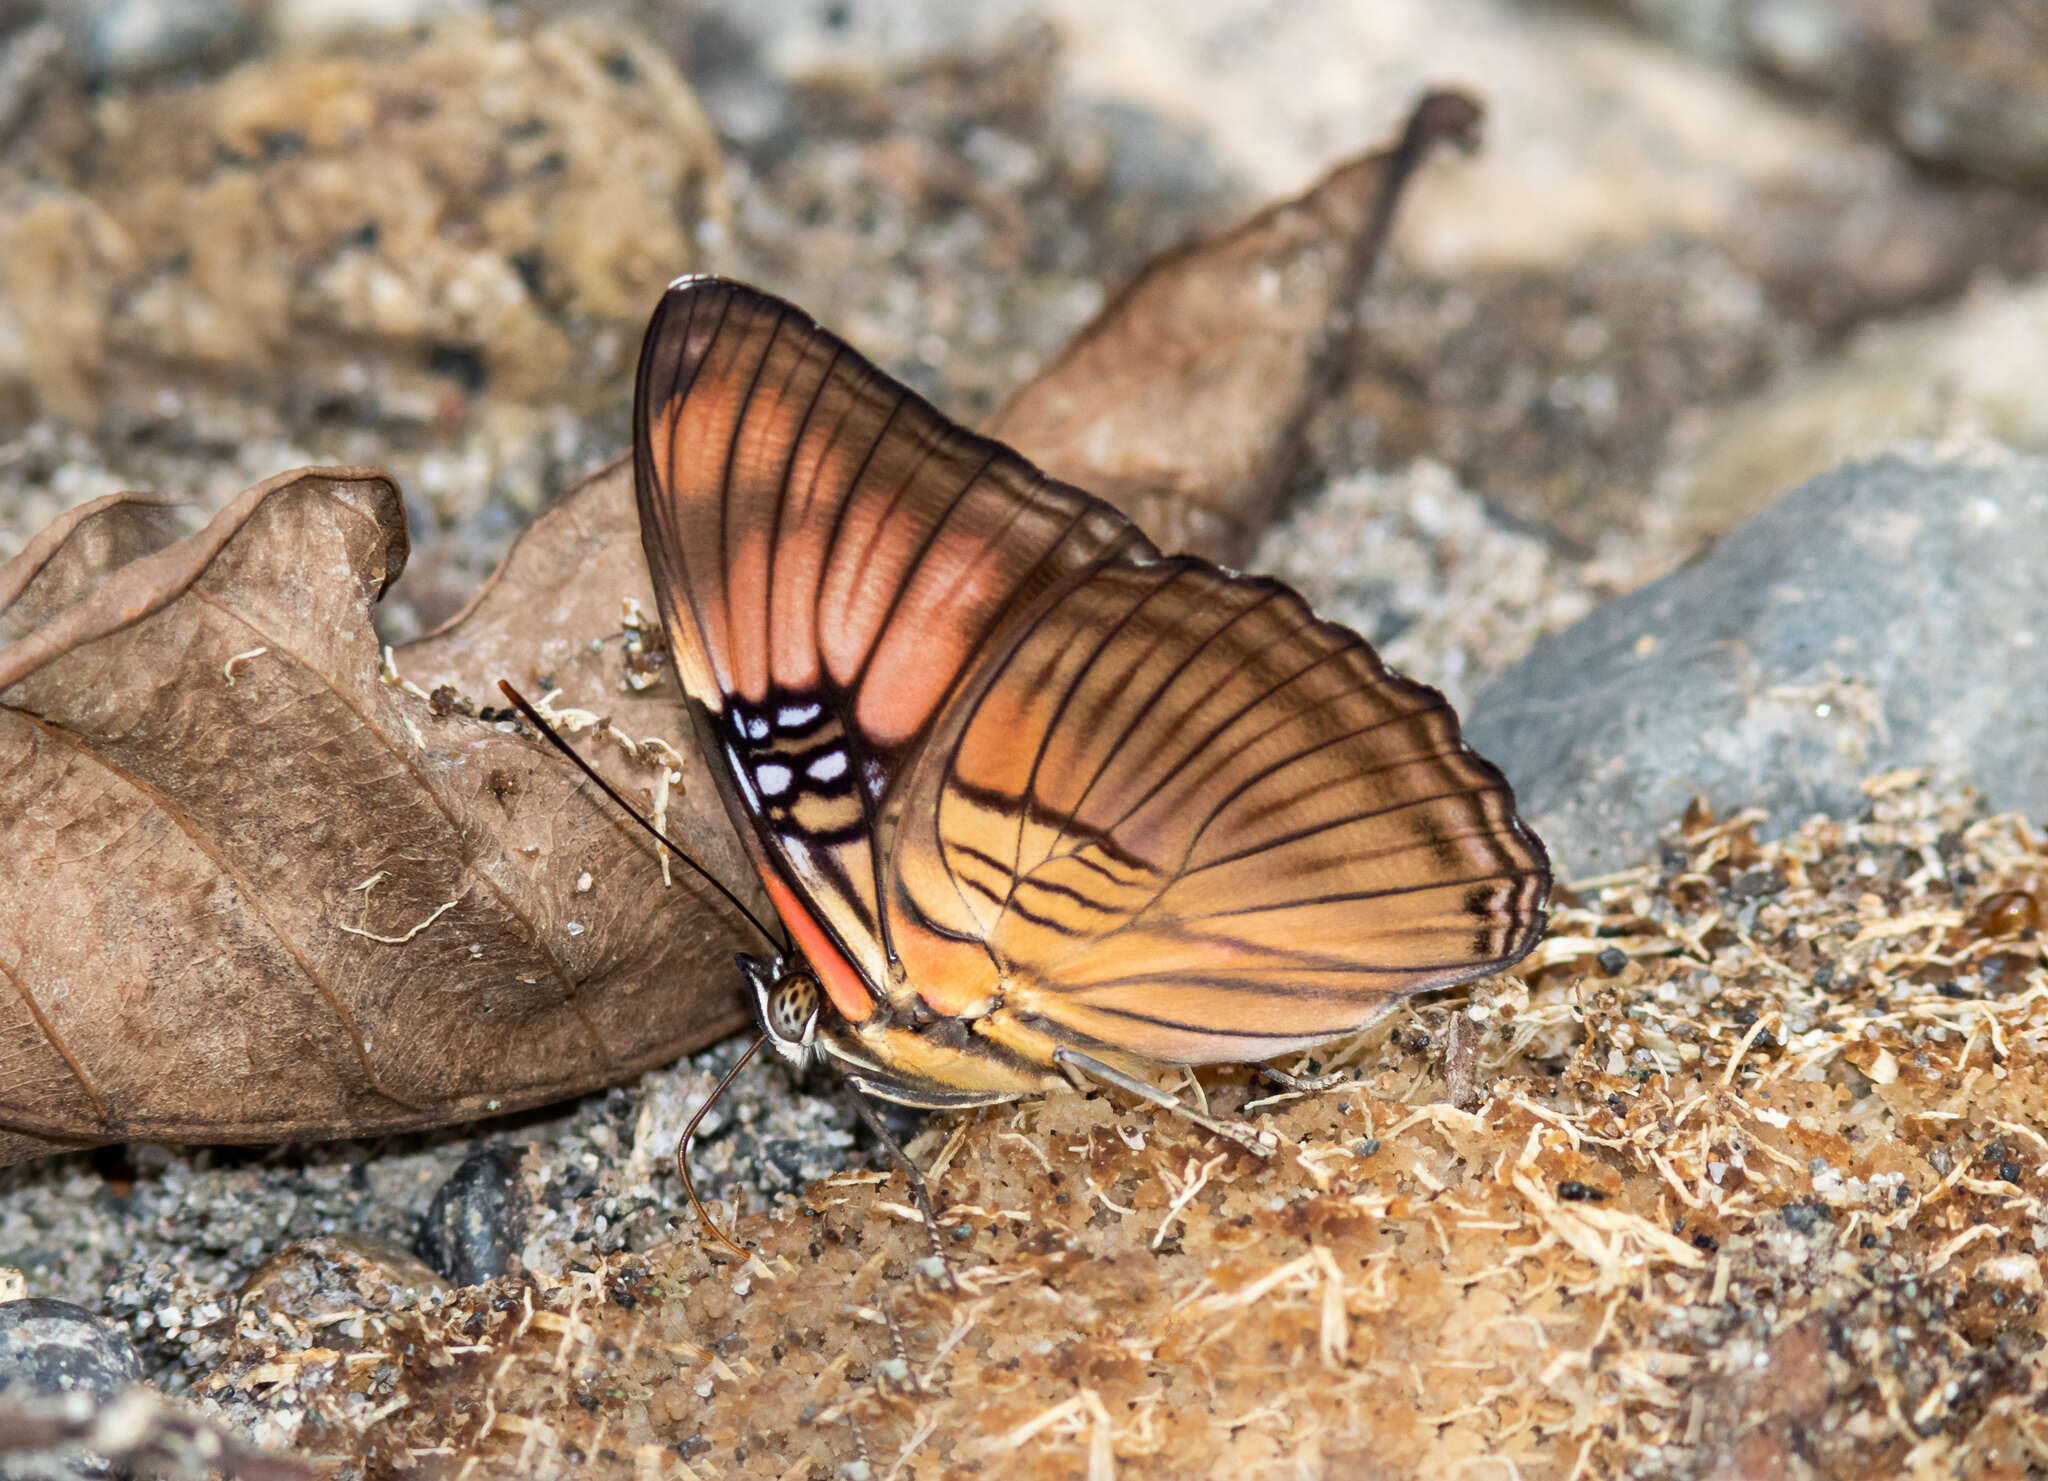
[625,275,1550,1179]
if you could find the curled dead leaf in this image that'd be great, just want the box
[988,88,1483,563]
[0,466,756,1168]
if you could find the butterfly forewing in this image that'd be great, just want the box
[891,559,1548,1064]
[634,279,1155,1021]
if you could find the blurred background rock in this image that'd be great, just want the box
[5,0,2047,655]
[0,0,1233,636]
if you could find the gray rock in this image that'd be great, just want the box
[53,0,251,80]
[0,1299,142,1481]
[1465,449,2048,879]
[0,1300,141,1403]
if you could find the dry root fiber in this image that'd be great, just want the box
[204,771,2048,1480]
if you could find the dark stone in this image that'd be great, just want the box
[1468,452,2048,878]
[425,344,488,393]
[1728,868,1788,900]
[0,1299,142,1402]
[0,1299,143,1481]
[1781,1201,1828,1233]
[756,1137,815,1194]
[415,1146,528,1287]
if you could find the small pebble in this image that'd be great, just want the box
[0,1298,143,1400]
[414,1146,529,1287]
[239,1236,447,1321]
[1781,1202,1827,1234]
[0,1298,144,1481]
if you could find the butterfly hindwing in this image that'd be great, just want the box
[889,558,1550,1064]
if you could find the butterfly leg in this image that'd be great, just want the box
[874,1296,928,1395]
[841,1407,874,1478]
[836,1078,958,1283]
[1053,1049,1279,1157]
[1257,1061,1353,1093]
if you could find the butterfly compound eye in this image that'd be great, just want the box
[768,974,821,1044]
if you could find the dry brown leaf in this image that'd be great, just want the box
[0,466,756,1168]
[395,455,760,925]
[987,88,1483,563]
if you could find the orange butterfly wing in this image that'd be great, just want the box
[888,558,1549,1064]
[633,279,1152,1021]
[636,276,1547,1068]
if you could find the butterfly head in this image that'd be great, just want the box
[740,952,826,1070]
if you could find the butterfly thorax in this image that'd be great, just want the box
[740,950,1088,1110]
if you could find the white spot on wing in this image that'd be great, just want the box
[807,749,847,783]
[757,762,793,797]
[778,702,822,729]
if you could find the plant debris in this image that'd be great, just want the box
[196,772,2048,1478]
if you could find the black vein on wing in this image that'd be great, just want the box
[1037,568,1287,874]
[1000,562,1191,911]
[716,308,787,695]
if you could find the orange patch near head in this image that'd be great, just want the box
[760,869,876,1025]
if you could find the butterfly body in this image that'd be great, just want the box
[636,277,1549,1118]
[741,953,1075,1109]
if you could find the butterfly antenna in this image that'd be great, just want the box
[675,1033,766,1262]
[494,680,782,951]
